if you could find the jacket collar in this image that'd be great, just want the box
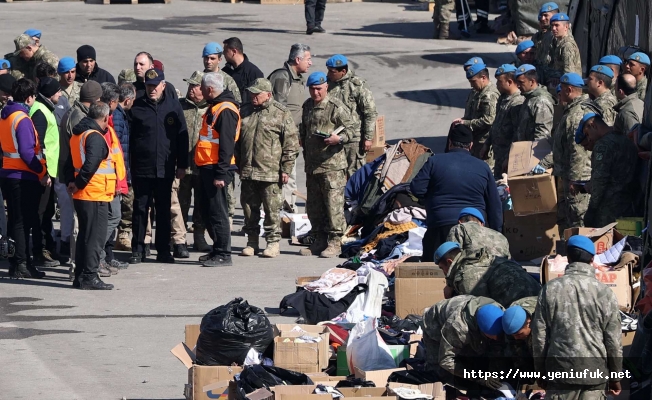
[564,261,595,277]
[284,62,302,81]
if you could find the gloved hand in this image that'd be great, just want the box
[479,376,503,390]
[531,164,546,175]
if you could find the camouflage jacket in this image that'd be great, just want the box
[236,99,299,182]
[592,90,617,126]
[637,76,648,101]
[533,29,553,73]
[462,83,500,145]
[8,45,58,81]
[268,62,306,126]
[546,94,592,181]
[446,222,511,259]
[585,132,638,227]
[532,262,623,385]
[470,256,542,308]
[300,95,355,175]
[423,296,474,369]
[327,70,378,142]
[546,34,582,80]
[61,81,83,105]
[504,296,538,372]
[613,93,644,136]
[180,97,208,174]
[446,248,492,294]
[486,91,524,161]
[516,85,555,142]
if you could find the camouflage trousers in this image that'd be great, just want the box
[118,184,134,234]
[545,383,607,400]
[344,141,365,179]
[178,173,205,231]
[227,177,236,217]
[433,0,454,38]
[306,170,347,243]
[492,145,510,180]
[472,138,495,171]
[241,180,283,243]
[557,178,590,235]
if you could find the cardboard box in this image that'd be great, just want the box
[354,367,404,387]
[409,334,423,358]
[509,173,557,216]
[503,210,559,261]
[170,325,243,400]
[281,213,292,238]
[395,264,446,318]
[366,146,385,163]
[295,276,320,288]
[273,324,330,372]
[388,382,445,400]
[563,223,619,255]
[282,213,312,238]
[372,115,386,147]
[227,382,273,400]
[339,387,396,398]
[508,140,552,177]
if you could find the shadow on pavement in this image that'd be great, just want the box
[394,88,469,109]
[422,52,515,68]
[336,22,434,39]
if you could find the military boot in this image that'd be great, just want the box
[193,229,212,252]
[319,240,342,258]
[241,237,260,256]
[299,236,327,256]
[262,242,280,258]
[114,231,132,251]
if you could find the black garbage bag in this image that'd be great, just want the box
[195,298,274,366]
[335,377,376,388]
[379,314,423,332]
[235,365,314,399]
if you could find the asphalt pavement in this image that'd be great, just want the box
[0,2,516,398]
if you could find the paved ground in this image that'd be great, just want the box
[0,2,515,398]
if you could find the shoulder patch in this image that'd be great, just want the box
[350,76,365,87]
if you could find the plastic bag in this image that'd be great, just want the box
[195,298,274,366]
[346,317,396,373]
[235,365,314,399]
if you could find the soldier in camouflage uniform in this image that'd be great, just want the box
[6,34,58,81]
[178,71,211,252]
[576,113,638,228]
[423,296,505,393]
[586,65,617,125]
[432,0,455,39]
[299,72,355,258]
[57,57,82,103]
[201,42,243,229]
[532,235,623,398]
[599,55,623,97]
[613,73,645,136]
[481,64,523,178]
[453,62,499,170]
[515,65,555,142]
[539,73,592,233]
[502,296,538,382]
[545,14,581,87]
[236,78,299,258]
[624,52,649,101]
[533,2,558,81]
[326,55,378,179]
[118,69,137,85]
[446,207,510,258]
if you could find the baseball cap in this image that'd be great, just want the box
[144,68,165,85]
[247,78,273,94]
[14,34,32,54]
[183,71,204,86]
[326,54,348,68]
[118,69,137,84]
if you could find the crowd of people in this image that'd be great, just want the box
[0,30,378,290]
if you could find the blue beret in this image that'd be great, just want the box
[202,42,223,57]
[464,57,484,68]
[556,84,562,94]
[495,64,517,77]
[307,71,327,86]
[24,29,41,39]
[590,64,614,79]
[476,305,504,336]
[434,242,460,263]
[503,306,527,335]
[628,52,651,66]
[567,235,596,256]
[514,64,536,77]
[57,57,75,74]
[550,13,569,22]
[459,207,485,224]
[515,40,535,55]
[326,54,348,68]
[575,112,597,144]
[0,59,10,70]
[466,63,487,79]
[599,55,622,66]
[539,2,559,15]
[560,72,584,87]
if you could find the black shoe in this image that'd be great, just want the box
[144,244,151,257]
[129,252,142,264]
[11,263,31,279]
[79,275,114,290]
[199,252,214,262]
[33,249,60,267]
[314,25,326,33]
[306,26,317,35]
[476,24,495,34]
[72,279,80,289]
[109,259,129,270]
[173,243,190,259]
[202,255,233,267]
[58,241,71,264]
[156,253,175,264]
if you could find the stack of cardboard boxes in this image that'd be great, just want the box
[393,263,446,318]
[366,115,386,163]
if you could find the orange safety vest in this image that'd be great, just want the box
[195,101,241,167]
[70,129,116,202]
[106,125,126,182]
[0,111,46,179]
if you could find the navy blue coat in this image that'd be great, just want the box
[112,104,130,182]
[410,149,503,231]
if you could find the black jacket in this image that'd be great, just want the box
[134,80,179,101]
[200,90,239,182]
[129,90,189,179]
[69,117,109,190]
[75,63,116,85]
[222,55,264,107]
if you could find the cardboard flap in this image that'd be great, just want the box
[388,382,445,399]
[338,387,389,397]
[564,222,618,240]
[245,388,274,400]
[354,367,404,387]
[202,380,231,392]
[395,263,445,278]
[185,324,200,351]
[170,342,196,369]
[508,140,552,177]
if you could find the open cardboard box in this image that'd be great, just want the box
[394,263,446,318]
[503,210,558,261]
[563,222,622,255]
[507,141,557,216]
[170,324,243,400]
[354,367,405,387]
[273,324,330,373]
[388,382,445,400]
